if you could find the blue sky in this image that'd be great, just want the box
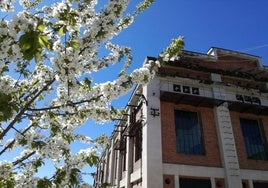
[1,0,268,185]
[93,0,268,144]
[125,0,268,66]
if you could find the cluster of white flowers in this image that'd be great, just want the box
[0,0,15,12]
[130,60,160,85]
[0,161,13,180]
[0,18,22,72]
[19,0,42,9]
[15,173,39,188]
[67,148,97,169]
[0,0,160,186]
[0,75,16,94]
[160,36,184,61]
[75,134,92,144]
[38,136,70,161]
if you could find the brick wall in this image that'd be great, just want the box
[161,101,221,167]
[215,178,225,188]
[231,111,268,170]
[217,55,258,70]
[163,174,175,188]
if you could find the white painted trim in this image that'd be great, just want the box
[210,177,216,188]
[174,175,179,188]
[119,178,126,188]
[248,179,254,188]
[163,163,225,178]
[240,169,268,181]
[130,168,142,183]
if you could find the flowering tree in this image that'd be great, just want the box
[0,0,183,187]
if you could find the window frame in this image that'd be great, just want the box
[253,181,268,188]
[179,177,211,188]
[240,117,268,161]
[133,125,142,162]
[174,109,205,155]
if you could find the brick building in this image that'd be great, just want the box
[94,47,268,188]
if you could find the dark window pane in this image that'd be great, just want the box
[134,126,142,161]
[174,110,204,155]
[242,182,248,188]
[240,118,268,160]
[180,178,211,188]
[253,182,268,188]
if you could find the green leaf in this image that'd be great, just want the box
[70,10,79,17]
[33,159,45,173]
[37,178,52,188]
[38,35,51,49]
[86,154,99,167]
[96,30,107,38]
[5,180,15,188]
[19,39,31,51]
[54,169,66,185]
[137,0,154,12]
[18,138,27,146]
[119,17,132,28]
[69,168,80,185]
[31,140,46,149]
[69,39,79,50]
[84,77,92,87]
[19,32,34,50]
[59,25,66,36]
[0,92,16,122]
[0,174,15,188]
[19,30,51,62]
[34,51,42,62]
[19,31,39,61]
[161,36,184,59]
[51,124,60,136]
[62,134,74,144]
[37,22,45,32]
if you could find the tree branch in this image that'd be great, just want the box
[0,78,55,141]
[12,151,36,166]
[26,95,103,112]
[0,119,39,155]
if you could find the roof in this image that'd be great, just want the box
[207,47,262,66]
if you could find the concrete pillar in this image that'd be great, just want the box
[248,180,254,188]
[174,175,179,188]
[116,149,122,188]
[125,135,133,188]
[210,177,216,188]
[214,102,242,188]
[113,149,119,188]
[142,78,163,188]
[103,150,109,183]
[108,140,115,186]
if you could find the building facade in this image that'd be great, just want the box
[94,47,268,188]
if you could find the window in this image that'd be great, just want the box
[134,126,142,161]
[240,118,268,160]
[105,152,110,182]
[179,178,211,188]
[120,138,127,173]
[174,110,204,155]
[253,182,268,188]
[242,181,248,188]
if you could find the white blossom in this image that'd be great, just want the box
[0,0,168,186]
